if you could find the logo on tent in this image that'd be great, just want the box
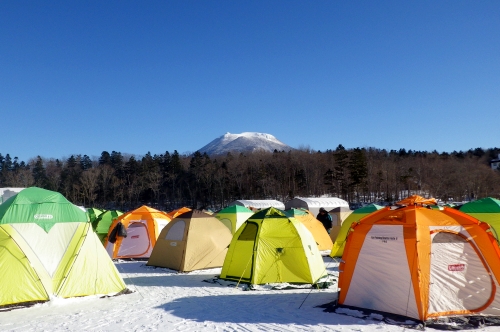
[34,214,54,219]
[448,264,465,272]
[371,236,398,243]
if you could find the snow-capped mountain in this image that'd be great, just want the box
[197,132,293,156]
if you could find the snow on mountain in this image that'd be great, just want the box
[197,132,293,155]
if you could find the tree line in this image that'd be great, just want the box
[0,145,499,211]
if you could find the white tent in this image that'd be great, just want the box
[284,197,349,217]
[0,188,25,204]
[227,200,285,210]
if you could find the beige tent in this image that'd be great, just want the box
[328,206,353,242]
[147,210,232,272]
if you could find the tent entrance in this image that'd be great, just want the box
[117,222,151,258]
[164,220,187,270]
[428,231,495,316]
[225,222,258,282]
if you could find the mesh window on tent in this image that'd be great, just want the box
[166,220,186,241]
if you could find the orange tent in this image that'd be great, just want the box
[285,208,333,250]
[338,198,500,321]
[167,207,192,219]
[397,195,438,206]
[104,205,171,259]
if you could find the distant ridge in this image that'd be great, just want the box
[197,132,293,156]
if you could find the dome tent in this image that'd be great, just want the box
[105,205,171,259]
[87,207,104,224]
[284,197,348,217]
[338,195,500,322]
[220,207,326,285]
[215,205,254,234]
[0,187,126,307]
[147,210,232,272]
[284,208,333,251]
[93,209,124,243]
[167,206,192,219]
[328,206,353,242]
[460,197,500,239]
[227,199,285,210]
[330,203,384,257]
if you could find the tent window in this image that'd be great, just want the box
[220,218,232,232]
[238,223,258,241]
[432,232,466,244]
[165,220,186,241]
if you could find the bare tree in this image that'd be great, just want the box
[80,168,100,206]
[4,169,34,187]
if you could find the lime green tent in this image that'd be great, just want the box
[330,204,384,257]
[215,205,254,234]
[87,207,104,224]
[0,187,126,307]
[93,209,123,243]
[220,207,326,285]
[460,197,500,239]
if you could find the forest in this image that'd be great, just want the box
[1,145,499,211]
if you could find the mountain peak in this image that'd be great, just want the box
[197,132,293,156]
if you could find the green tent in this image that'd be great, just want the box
[0,187,89,232]
[93,209,123,243]
[460,197,500,239]
[87,207,104,225]
[220,207,326,285]
[330,204,384,257]
[215,205,254,234]
[0,187,126,308]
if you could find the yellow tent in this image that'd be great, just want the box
[330,204,384,257]
[215,205,254,234]
[0,187,126,307]
[220,207,326,284]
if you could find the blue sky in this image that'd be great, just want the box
[1,1,499,162]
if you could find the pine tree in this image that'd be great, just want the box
[33,156,48,188]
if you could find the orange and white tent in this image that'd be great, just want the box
[104,205,171,259]
[338,195,500,321]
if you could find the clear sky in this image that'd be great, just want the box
[1,1,499,162]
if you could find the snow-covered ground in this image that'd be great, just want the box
[0,255,496,331]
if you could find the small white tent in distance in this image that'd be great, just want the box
[227,199,285,211]
[284,197,348,217]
